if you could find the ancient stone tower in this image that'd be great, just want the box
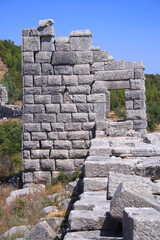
[22,20,147,186]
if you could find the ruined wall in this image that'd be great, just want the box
[22,20,147,186]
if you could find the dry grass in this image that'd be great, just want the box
[0,118,22,125]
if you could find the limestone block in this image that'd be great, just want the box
[64,123,82,131]
[134,99,145,109]
[23,160,40,171]
[72,140,85,149]
[23,150,30,159]
[57,113,71,123]
[34,75,48,86]
[24,123,40,132]
[74,159,85,170]
[23,63,41,75]
[47,132,58,140]
[56,42,70,51]
[88,113,96,121]
[41,63,53,75]
[82,122,95,131]
[70,30,92,37]
[78,75,94,85]
[104,60,125,70]
[24,87,41,95]
[51,123,64,132]
[23,172,33,183]
[54,140,71,150]
[54,65,73,75]
[23,52,34,63]
[123,208,160,240]
[68,131,89,140]
[126,110,146,120]
[125,61,145,69]
[41,36,55,51]
[41,141,53,149]
[39,19,54,27]
[23,133,31,141]
[126,100,133,110]
[90,46,101,51]
[23,76,33,87]
[90,62,104,73]
[51,94,62,103]
[34,95,51,104]
[41,123,51,132]
[83,178,108,192]
[135,68,144,79]
[95,69,134,81]
[55,36,70,42]
[34,114,56,123]
[93,51,108,62]
[72,113,88,122]
[70,36,92,51]
[24,95,34,104]
[45,104,60,113]
[76,51,93,64]
[73,64,90,75]
[22,29,30,37]
[33,172,51,183]
[110,181,160,221]
[3,225,31,239]
[52,51,76,65]
[125,90,145,100]
[70,94,87,103]
[61,104,77,113]
[130,79,144,90]
[96,121,108,130]
[133,119,147,130]
[38,26,55,36]
[77,103,94,113]
[41,159,55,170]
[23,141,39,150]
[58,132,68,140]
[35,51,52,63]
[31,150,50,159]
[50,150,68,159]
[91,81,107,93]
[56,159,74,171]
[32,132,47,141]
[68,85,90,94]
[62,75,78,86]
[69,149,88,158]
[87,94,106,103]
[106,80,130,89]
[22,37,40,51]
[24,104,45,114]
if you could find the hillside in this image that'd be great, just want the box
[0,57,8,81]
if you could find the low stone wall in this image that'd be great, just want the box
[0,103,22,119]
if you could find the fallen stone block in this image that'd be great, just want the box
[3,225,31,239]
[110,181,160,222]
[123,207,160,240]
[83,177,108,192]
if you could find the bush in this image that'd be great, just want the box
[147,103,160,131]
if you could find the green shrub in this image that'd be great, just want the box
[51,171,80,186]
[147,103,160,131]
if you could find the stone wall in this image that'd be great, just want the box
[22,20,147,185]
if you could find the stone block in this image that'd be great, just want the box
[78,75,94,85]
[61,104,77,113]
[23,172,33,183]
[23,160,40,171]
[50,150,68,159]
[88,113,96,121]
[24,95,34,104]
[45,104,60,113]
[125,90,145,100]
[24,104,45,113]
[64,123,81,131]
[123,208,160,240]
[23,63,41,75]
[41,141,53,149]
[72,140,86,149]
[106,80,130,89]
[83,178,108,192]
[34,95,51,104]
[57,113,71,123]
[126,100,133,110]
[95,69,134,81]
[23,76,33,87]
[62,75,78,86]
[24,123,40,132]
[56,159,74,171]
[54,140,71,150]
[41,63,53,75]
[68,85,90,94]
[31,150,50,159]
[104,60,125,70]
[82,122,95,131]
[134,99,145,109]
[22,37,40,51]
[48,75,61,86]
[33,172,51,183]
[110,181,160,222]
[90,45,101,51]
[41,123,51,132]
[35,52,52,63]
[23,150,30,159]
[70,36,92,51]
[76,51,93,64]
[34,114,56,123]
[22,29,30,37]
[52,51,76,65]
[41,159,55,171]
[23,141,39,150]
[70,30,92,37]
[32,132,47,141]
[51,123,64,132]
[70,94,87,103]
[87,94,106,103]
[41,36,55,51]
[126,110,146,120]
[96,121,108,130]
[54,65,73,75]
[90,62,104,73]
[51,94,62,103]
[125,61,145,69]
[23,52,34,63]
[77,103,94,113]
[133,120,147,130]
[72,113,88,122]
[130,79,144,90]
[58,132,68,140]
[74,159,85,170]
[68,131,89,140]
[56,42,70,51]
[91,81,107,93]
[93,51,108,62]
[47,132,58,140]
[37,26,55,36]
[34,75,48,86]
[135,68,144,79]
[69,149,88,158]
[23,133,31,141]
[73,64,90,75]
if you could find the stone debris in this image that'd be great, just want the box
[38,19,54,27]
[2,225,31,239]
[42,206,58,214]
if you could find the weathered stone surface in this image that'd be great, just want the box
[68,131,89,140]
[64,123,81,131]
[70,30,92,37]
[95,70,134,81]
[41,159,55,170]
[31,150,49,159]
[54,140,71,150]
[3,225,31,239]
[93,51,108,62]
[33,171,51,183]
[78,75,94,85]
[23,37,40,52]
[110,181,160,221]
[123,207,160,240]
[23,52,34,63]
[126,110,146,120]
[74,64,90,75]
[76,51,93,64]
[104,61,125,70]
[42,63,53,75]
[52,51,76,65]
[56,159,74,171]
[54,65,73,75]
[50,150,68,159]
[24,63,41,75]
[62,75,78,86]
[70,36,92,51]
[83,178,108,191]
[34,114,56,123]
[35,52,52,63]
[39,19,54,27]
[41,36,55,51]
[23,75,33,87]
[106,80,130,90]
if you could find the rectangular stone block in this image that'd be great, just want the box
[34,76,48,86]
[76,51,93,64]
[56,42,70,51]
[41,36,55,51]
[125,90,145,100]
[61,104,77,113]
[24,95,34,104]
[24,104,45,113]
[48,132,58,140]
[23,141,39,150]
[23,76,33,87]
[42,63,53,75]
[22,29,30,37]
[68,131,89,140]
[133,120,148,130]
[90,62,104,73]
[95,69,134,81]
[41,123,51,132]
[23,172,33,183]
[23,150,30,159]
[130,79,144,90]
[24,123,40,132]
[82,122,95,131]
[48,75,61,86]
[93,51,108,62]
[22,37,40,51]
[57,113,71,123]
[31,150,50,159]
[58,132,68,140]
[68,86,90,94]
[77,103,94,113]
[35,51,52,63]
[134,69,144,79]
[126,110,146,120]
[54,65,73,75]
[73,64,90,75]
[41,141,53,149]
[32,132,47,141]
[52,51,76,65]
[51,123,64,132]
[64,123,81,131]
[134,100,145,110]
[41,159,55,171]
[106,80,130,89]
[34,95,51,104]
[24,87,41,95]
[23,63,41,75]
[33,171,51,183]
[104,61,125,70]
[69,149,88,158]
[126,101,133,110]
[38,26,55,36]
[70,95,87,103]
[124,61,145,69]
[51,94,63,103]
[45,104,60,113]
[78,75,94,85]
[62,75,78,86]
[50,150,68,159]
[70,36,91,51]
[23,114,33,123]
[87,94,106,103]
[56,159,74,171]
[91,81,107,93]
[23,160,40,171]
[42,86,65,94]
[23,52,34,63]
[72,113,88,122]
[34,114,56,123]
[54,140,71,150]
[72,140,86,149]
[23,133,31,141]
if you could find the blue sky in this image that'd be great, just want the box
[0,0,160,74]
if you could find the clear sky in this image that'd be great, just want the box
[0,0,160,74]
